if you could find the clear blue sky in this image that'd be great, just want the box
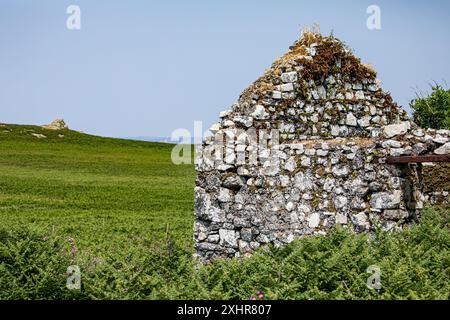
[1,0,449,138]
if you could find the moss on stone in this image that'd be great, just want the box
[311,195,321,208]
[316,166,326,177]
[422,163,450,193]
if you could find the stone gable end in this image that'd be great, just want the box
[194,31,450,262]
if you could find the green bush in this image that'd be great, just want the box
[410,84,450,129]
[1,207,448,300]
[0,227,82,299]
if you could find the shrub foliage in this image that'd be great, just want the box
[410,84,450,129]
[1,207,448,300]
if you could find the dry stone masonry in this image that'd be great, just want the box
[194,31,450,262]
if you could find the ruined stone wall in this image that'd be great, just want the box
[194,32,450,262]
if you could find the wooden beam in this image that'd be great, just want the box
[384,155,450,164]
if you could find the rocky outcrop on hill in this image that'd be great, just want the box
[42,119,68,130]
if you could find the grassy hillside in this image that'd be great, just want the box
[0,123,196,248]
[0,123,448,299]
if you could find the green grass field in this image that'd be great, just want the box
[0,124,448,300]
[0,124,196,248]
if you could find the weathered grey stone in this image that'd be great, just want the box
[224,149,235,164]
[219,229,238,248]
[317,86,326,99]
[233,116,253,128]
[434,142,450,155]
[383,122,410,138]
[238,240,251,252]
[300,156,311,167]
[194,187,210,216]
[307,212,320,228]
[382,209,409,221]
[346,113,357,126]
[280,83,294,92]
[352,83,363,90]
[284,157,297,172]
[203,209,224,224]
[272,91,282,99]
[351,179,369,196]
[331,125,340,137]
[412,143,427,154]
[217,164,233,171]
[281,71,298,83]
[279,175,290,187]
[261,158,280,176]
[334,196,348,209]
[251,105,269,120]
[249,242,260,250]
[326,75,336,84]
[286,202,295,212]
[345,92,354,100]
[352,212,370,231]
[209,123,221,133]
[240,228,253,242]
[294,172,314,191]
[332,165,350,178]
[382,140,402,148]
[389,148,406,156]
[197,225,208,241]
[207,234,220,243]
[370,191,402,209]
[222,174,245,190]
[369,181,382,191]
[256,234,270,243]
[196,242,220,251]
[339,126,349,136]
[432,135,448,144]
[223,120,235,127]
[355,91,365,100]
[219,110,232,118]
[218,188,233,203]
[306,44,317,57]
[335,213,348,224]
[357,116,371,128]
[233,217,249,228]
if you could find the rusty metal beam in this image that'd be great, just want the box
[384,155,450,164]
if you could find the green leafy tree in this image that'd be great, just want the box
[410,84,450,129]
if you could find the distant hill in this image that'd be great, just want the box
[0,123,174,147]
[125,136,199,144]
[125,136,176,144]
